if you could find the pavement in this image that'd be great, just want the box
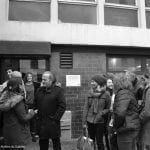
[28,139,77,150]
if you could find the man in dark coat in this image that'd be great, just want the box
[35,71,66,150]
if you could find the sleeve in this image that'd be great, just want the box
[14,101,34,123]
[33,88,40,110]
[102,92,111,115]
[113,92,131,129]
[139,88,150,123]
[82,98,89,125]
[53,88,66,121]
[95,92,111,122]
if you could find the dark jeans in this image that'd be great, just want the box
[117,130,138,150]
[104,126,110,150]
[39,137,61,150]
[87,122,105,150]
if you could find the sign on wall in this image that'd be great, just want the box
[66,75,81,87]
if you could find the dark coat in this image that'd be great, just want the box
[83,91,111,124]
[139,84,150,145]
[113,89,140,133]
[0,92,33,146]
[35,85,66,139]
[33,82,40,94]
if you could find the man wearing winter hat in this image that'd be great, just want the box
[83,74,111,150]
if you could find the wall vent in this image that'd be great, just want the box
[60,53,73,68]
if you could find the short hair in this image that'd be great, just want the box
[43,71,56,84]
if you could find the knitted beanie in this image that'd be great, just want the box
[91,75,106,86]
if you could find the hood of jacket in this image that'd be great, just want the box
[0,91,23,111]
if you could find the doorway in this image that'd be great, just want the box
[0,57,50,84]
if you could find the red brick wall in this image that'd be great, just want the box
[50,47,106,138]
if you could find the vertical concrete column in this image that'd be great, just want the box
[97,0,105,26]
[0,0,6,22]
[138,0,146,28]
[51,0,58,24]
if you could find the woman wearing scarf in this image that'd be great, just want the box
[82,75,111,150]
[0,72,36,149]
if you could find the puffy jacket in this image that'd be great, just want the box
[113,89,140,133]
[0,91,33,146]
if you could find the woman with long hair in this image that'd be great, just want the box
[113,73,140,150]
[83,75,111,150]
[0,72,36,149]
[24,72,40,142]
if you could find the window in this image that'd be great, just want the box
[60,53,73,68]
[20,59,47,82]
[104,0,138,27]
[9,0,51,22]
[145,0,150,7]
[145,0,150,28]
[58,0,97,24]
[107,57,141,72]
[146,59,150,72]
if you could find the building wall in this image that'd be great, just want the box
[0,0,150,47]
[50,47,106,138]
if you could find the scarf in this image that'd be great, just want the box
[88,89,105,114]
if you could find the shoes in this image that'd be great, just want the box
[32,134,39,142]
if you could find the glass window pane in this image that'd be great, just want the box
[105,0,135,5]
[146,11,150,28]
[58,3,97,24]
[108,57,141,72]
[146,59,150,72]
[20,59,47,82]
[9,0,50,21]
[145,0,150,7]
[38,60,46,69]
[104,7,138,27]
[31,60,38,69]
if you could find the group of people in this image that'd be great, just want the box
[0,68,66,150]
[1,67,150,150]
[83,71,150,150]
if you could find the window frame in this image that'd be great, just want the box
[105,0,138,7]
[58,0,97,5]
[8,0,51,22]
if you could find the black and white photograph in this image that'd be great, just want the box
[0,0,150,150]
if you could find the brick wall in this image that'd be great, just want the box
[50,47,106,138]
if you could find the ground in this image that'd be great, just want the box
[28,139,77,150]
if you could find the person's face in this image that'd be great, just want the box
[7,69,13,79]
[42,73,53,87]
[107,79,113,89]
[27,74,33,82]
[90,80,99,89]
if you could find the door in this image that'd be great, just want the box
[0,57,49,84]
[0,58,19,84]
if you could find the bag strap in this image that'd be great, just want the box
[83,127,88,137]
